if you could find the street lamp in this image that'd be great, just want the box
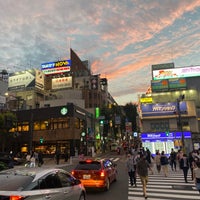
[176,94,185,151]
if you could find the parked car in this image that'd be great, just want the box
[0,168,86,200]
[71,158,117,191]
[0,152,13,168]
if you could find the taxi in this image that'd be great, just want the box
[71,158,117,191]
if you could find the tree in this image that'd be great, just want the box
[123,103,138,131]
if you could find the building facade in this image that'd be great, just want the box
[2,49,117,156]
[138,63,200,155]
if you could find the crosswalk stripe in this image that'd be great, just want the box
[128,170,200,200]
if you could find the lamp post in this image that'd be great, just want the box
[176,94,185,152]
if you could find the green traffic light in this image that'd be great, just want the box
[40,137,44,144]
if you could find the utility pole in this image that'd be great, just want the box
[177,94,185,152]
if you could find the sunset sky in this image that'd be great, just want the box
[0,1,200,105]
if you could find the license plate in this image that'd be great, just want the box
[83,174,91,179]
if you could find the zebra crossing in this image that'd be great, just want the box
[95,156,120,163]
[128,170,200,200]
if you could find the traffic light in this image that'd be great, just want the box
[99,119,104,126]
[165,131,169,137]
[40,137,44,144]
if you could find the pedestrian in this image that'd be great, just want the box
[38,151,44,167]
[154,151,161,173]
[170,148,177,171]
[177,150,183,170]
[136,153,153,199]
[64,147,69,162]
[30,151,36,167]
[193,161,200,193]
[180,153,189,183]
[126,154,136,187]
[146,148,152,166]
[55,149,61,165]
[188,151,195,180]
[160,151,169,177]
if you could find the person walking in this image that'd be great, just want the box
[126,154,136,187]
[38,151,44,167]
[193,161,200,193]
[180,153,189,183]
[55,149,61,165]
[154,151,161,173]
[136,154,153,199]
[160,151,169,177]
[170,148,177,171]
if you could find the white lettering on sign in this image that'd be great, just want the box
[152,105,176,112]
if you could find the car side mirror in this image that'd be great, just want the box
[72,179,81,185]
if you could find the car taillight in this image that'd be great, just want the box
[71,170,75,176]
[10,196,24,200]
[100,170,105,177]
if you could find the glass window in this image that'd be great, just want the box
[58,172,74,187]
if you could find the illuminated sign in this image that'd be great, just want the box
[168,78,186,89]
[41,60,71,75]
[153,65,200,80]
[140,97,153,103]
[52,76,72,89]
[141,131,191,141]
[151,80,168,92]
[141,102,187,117]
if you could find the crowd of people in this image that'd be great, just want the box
[126,147,200,198]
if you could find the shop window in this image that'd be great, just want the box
[74,118,80,129]
[34,122,41,131]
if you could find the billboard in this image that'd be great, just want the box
[153,65,200,80]
[41,60,71,75]
[151,80,168,92]
[52,76,72,90]
[35,69,45,90]
[168,78,186,90]
[141,102,187,117]
[8,70,35,91]
[152,63,174,71]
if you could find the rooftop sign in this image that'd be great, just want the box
[153,66,200,80]
[41,60,71,75]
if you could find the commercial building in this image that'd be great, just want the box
[2,49,117,156]
[138,63,200,155]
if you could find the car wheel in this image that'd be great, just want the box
[79,193,85,200]
[104,178,110,191]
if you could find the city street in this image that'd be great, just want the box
[50,153,200,200]
[11,153,200,200]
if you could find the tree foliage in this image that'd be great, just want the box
[123,102,138,131]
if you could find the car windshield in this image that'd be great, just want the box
[0,172,34,191]
[75,161,101,170]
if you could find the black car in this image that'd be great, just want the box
[0,152,13,169]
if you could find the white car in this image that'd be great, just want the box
[0,167,86,200]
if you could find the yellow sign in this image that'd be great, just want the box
[140,97,153,103]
